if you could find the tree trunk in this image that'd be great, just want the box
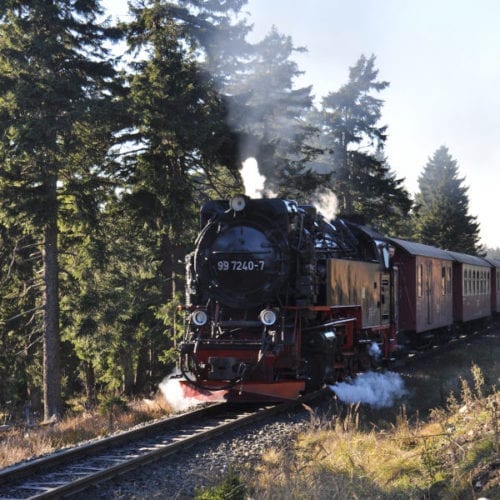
[82,360,97,409]
[42,178,62,421]
[121,346,135,396]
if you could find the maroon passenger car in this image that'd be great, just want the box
[447,251,492,323]
[389,238,454,336]
[484,258,500,313]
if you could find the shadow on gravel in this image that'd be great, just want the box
[313,329,499,427]
[398,330,499,416]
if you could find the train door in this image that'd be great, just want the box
[380,272,391,323]
[426,261,433,324]
[392,266,399,331]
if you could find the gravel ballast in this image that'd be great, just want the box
[75,407,314,499]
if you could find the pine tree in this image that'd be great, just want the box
[413,146,482,254]
[122,0,246,297]
[486,247,500,259]
[101,1,247,385]
[225,27,322,197]
[0,0,118,419]
[316,54,411,225]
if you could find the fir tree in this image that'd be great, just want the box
[225,27,322,197]
[413,146,482,254]
[317,54,411,224]
[0,0,119,419]
[123,0,244,299]
[485,247,500,259]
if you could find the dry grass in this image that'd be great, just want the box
[199,364,499,499]
[246,406,427,499]
[0,392,172,469]
[245,365,499,499]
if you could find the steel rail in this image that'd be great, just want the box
[0,402,226,485]
[0,390,327,499]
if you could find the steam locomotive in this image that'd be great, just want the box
[178,195,397,402]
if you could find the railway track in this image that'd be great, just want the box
[0,390,326,499]
[394,321,498,364]
[2,327,495,499]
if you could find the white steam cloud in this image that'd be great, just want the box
[368,341,382,362]
[159,370,226,412]
[239,158,338,222]
[240,157,277,199]
[241,157,265,198]
[314,190,339,221]
[329,371,407,409]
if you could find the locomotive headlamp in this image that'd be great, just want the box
[259,308,277,326]
[229,195,246,212]
[190,310,208,326]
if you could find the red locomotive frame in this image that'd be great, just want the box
[179,303,397,402]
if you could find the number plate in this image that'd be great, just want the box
[217,260,265,271]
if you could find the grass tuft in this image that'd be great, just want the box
[195,467,246,500]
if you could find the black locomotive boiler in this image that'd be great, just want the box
[178,195,397,402]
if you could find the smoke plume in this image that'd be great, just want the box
[240,157,277,198]
[329,371,407,409]
[314,190,339,221]
[241,157,265,198]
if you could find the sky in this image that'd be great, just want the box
[103,0,500,248]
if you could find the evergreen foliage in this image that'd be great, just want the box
[413,146,482,254]
[0,223,42,410]
[0,0,119,419]
[224,27,324,197]
[485,247,500,259]
[120,1,247,387]
[314,55,412,227]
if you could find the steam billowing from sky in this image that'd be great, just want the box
[329,371,407,408]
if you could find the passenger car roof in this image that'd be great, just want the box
[390,237,492,267]
[482,257,500,268]
[388,237,454,260]
[446,251,491,267]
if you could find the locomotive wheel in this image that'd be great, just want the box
[345,354,355,377]
[305,356,326,391]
